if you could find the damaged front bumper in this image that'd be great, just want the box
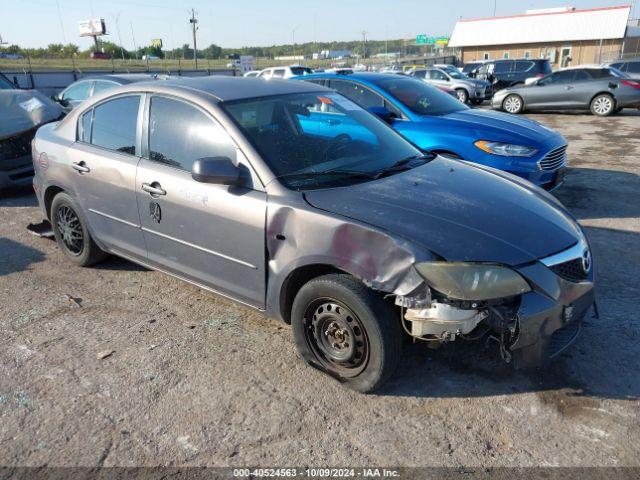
[0,153,34,189]
[400,242,595,367]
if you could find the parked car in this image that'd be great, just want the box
[242,70,261,77]
[142,54,160,61]
[410,67,491,104]
[226,60,241,69]
[462,61,486,78]
[605,58,640,80]
[477,59,552,91]
[52,74,166,113]
[89,51,111,60]
[436,85,460,99]
[295,72,567,189]
[492,66,640,116]
[257,65,314,79]
[1,89,62,189]
[32,76,595,392]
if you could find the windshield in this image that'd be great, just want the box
[372,76,468,115]
[291,67,313,75]
[222,92,423,190]
[447,70,466,79]
[0,75,15,89]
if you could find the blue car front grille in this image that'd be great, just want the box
[539,145,567,171]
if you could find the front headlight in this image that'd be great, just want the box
[474,141,538,157]
[415,262,531,301]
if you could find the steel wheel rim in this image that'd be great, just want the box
[504,96,520,113]
[303,298,369,378]
[594,97,612,115]
[56,205,84,255]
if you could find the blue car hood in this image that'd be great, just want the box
[418,109,564,146]
[304,157,580,266]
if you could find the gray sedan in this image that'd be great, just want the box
[492,67,640,116]
[32,77,595,392]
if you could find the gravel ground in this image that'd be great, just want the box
[0,109,639,469]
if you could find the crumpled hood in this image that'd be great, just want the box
[0,90,62,140]
[304,157,581,266]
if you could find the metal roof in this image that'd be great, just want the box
[449,5,632,47]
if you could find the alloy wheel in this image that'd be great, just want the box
[593,96,613,115]
[504,96,522,113]
[303,298,369,378]
[55,205,84,256]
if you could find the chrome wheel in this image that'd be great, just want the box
[303,299,369,378]
[592,96,613,116]
[456,89,469,103]
[55,205,84,255]
[503,95,522,113]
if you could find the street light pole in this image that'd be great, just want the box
[114,12,126,61]
[189,9,199,68]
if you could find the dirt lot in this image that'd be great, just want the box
[1,110,639,469]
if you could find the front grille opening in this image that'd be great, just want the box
[548,321,581,358]
[0,128,36,161]
[539,145,568,171]
[549,258,588,282]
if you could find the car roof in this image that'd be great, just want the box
[298,72,397,84]
[78,73,164,84]
[131,75,328,102]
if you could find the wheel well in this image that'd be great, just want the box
[279,264,345,324]
[590,91,616,105]
[43,186,64,220]
[502,93,524,109]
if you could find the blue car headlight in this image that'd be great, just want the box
[474,140,538,157]
[415,262,531,301]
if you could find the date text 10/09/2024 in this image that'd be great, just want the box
[233,468,400,478]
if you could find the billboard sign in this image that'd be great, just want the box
[151,39,163,48]
[79,19,107,37]
[239,56,254,74]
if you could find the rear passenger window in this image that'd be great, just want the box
[79,109,93,143]
[493,61,513,73]
[330,80,384,109]
[514,61,534,72]
[91,96,140,155]
[628,62,640,74]
[148,96,236,172]
[272,69,285,78]
[573,70,591,81]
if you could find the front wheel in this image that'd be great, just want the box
[455,88,469,104]
[590,94,615,116]
[503,94,524,114]
[51,192,106,267]
[291,274,402,393]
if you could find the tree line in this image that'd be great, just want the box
[0,38,434,60]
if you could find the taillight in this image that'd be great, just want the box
[536,73,546,78]
[621,79,640,89]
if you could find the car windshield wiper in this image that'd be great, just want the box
[275,169,378,182]
[373,154,433,179]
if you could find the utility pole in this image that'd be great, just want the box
[361,30,367,60]
[189,9,198,68]
[130,22,138,59]
[493,0,497,17]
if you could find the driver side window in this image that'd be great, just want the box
[429,70,448,80]
[62,81,92,102]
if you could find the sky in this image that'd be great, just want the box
[1,0,638,50]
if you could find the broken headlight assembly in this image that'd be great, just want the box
[474,140,538,158]
[414,262,531,301]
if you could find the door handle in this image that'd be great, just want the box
[141,182,166,196]
[71,161,90,173]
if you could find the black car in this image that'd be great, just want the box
[606,59,640,80]
[476,59,552,91]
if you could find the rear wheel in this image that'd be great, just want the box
[590,94,615,116]
[455,88,469,104]
[503,94,524,114]
[51,192,106,267]
[291,274,402,393]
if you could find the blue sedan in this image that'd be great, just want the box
[293,72,568,190]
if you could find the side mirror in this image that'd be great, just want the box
[192,157,240,185]
[368,106,394,123]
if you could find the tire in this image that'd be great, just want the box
[455,88,469,104]
[502,94,524,114]
[590,94,615,116]
[470,99,483,105]
[51,192,106,267]
[291,274,402,393]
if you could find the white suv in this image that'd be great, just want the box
[258,65,313,79]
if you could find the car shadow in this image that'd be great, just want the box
[378,224,640,401]
[0,186,38,207]
[93,256,148,272]
[0,237,46,276]
[555,167,640,220]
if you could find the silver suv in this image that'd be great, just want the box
[411,67,492,104]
